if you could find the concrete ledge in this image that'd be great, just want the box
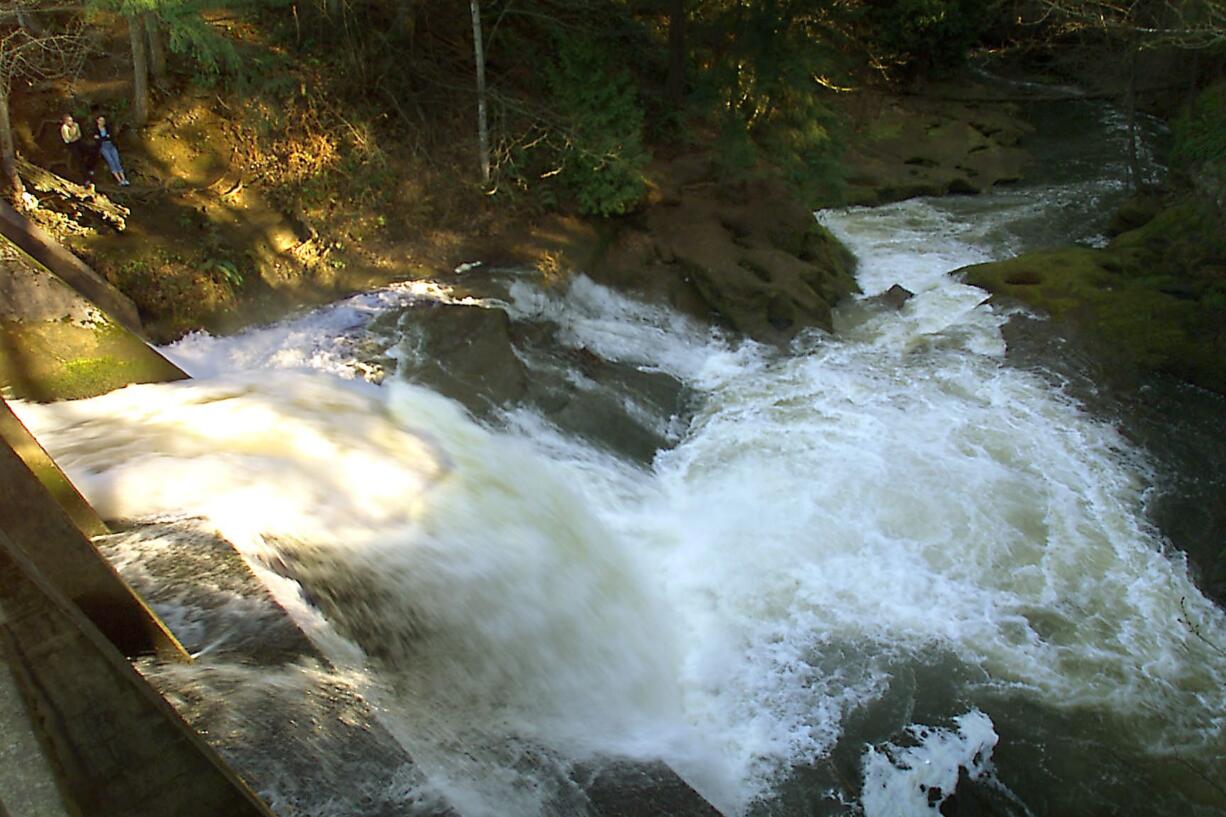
[0,426,186,661]
[0,530,276,817]
[0,398,107,539]
[0,201,143,337]
[0,652,73,817]
[0,230,187,403]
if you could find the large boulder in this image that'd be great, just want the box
[589,156,859,346]
[393,301,529,413]
[958,197,1226,395]
[839,90,1032,206]
[529,344,693,464]
[386,298,692,463]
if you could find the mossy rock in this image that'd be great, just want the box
[1107,193,1165,236]
[960,235,1226,394]
[1109,201,1226,283]
[800,223,860,301]
[842,96,1032,203]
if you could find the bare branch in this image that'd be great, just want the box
[0,4,89,88]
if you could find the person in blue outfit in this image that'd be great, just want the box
[92,115,129,186]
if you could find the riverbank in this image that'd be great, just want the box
[12,68,1038,344]
[960,190,1226,397]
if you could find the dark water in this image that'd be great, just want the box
[11,95,1226,817]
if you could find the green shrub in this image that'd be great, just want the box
[1173,80,1226,167]
[1172,81,1226,204]
[546,36,649,217]
[863,0,996,76]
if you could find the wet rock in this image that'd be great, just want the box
[96,523,457,817]
[590,158,859,346]
[388,300,693,463]
[542,360,691,464]
[395,301,529,414]
[839,91,1032,205]
[103,523,322,665]
[572,758,725,817]
[869,284,916,311]
[513,324,694,464]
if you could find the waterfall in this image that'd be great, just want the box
[12,101,1226,817]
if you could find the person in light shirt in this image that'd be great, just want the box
[59,113,94,184]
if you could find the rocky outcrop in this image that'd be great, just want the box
[394,301,531,413]
[839,89,1031,206]
[868,284,915,311]
[386,299,693,464]
[958,196,1226,395]
[585,154,859,346]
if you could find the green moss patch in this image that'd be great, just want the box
[0,319,186,402]
[960,203,1226,394]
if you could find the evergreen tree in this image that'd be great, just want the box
[546,33,649,215]
[89,0,252,127]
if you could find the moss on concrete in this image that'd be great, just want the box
[0,318,186,402]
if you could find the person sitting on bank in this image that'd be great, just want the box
[92,115,129,187]
[59,114,95,183]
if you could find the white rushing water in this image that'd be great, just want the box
[13,181,1226,815]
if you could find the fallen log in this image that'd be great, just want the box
[14,157,130,231]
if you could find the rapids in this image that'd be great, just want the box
[11,100,1226,816]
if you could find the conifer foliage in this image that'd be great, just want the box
[546,34,648,216]
[3,0,1226,212]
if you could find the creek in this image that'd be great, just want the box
[12,99,1226,816]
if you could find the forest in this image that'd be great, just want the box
[1,1,1225,362]
[1,2,1221,213]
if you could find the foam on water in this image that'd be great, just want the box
[11,106,1226,814]
[861,710,1001,817]
[14,371,707,814]
[503,274,756,386]
[18,246,1226,815]
[163,280,497,379]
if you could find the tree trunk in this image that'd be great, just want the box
[14,157,129,230]
[128,14,150,126]
[145,13,167,88]
[666,0,685,109]
[1125,44,1142,192]
[470,0,490,185]
[0,87,26,202]
[15,4,45,36]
